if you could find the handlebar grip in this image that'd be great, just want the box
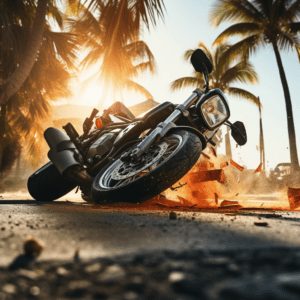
[90,108,99,120]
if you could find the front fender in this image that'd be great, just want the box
[168,126,207,150]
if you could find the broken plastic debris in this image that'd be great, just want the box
[214,193,218,205]
[220,162,228,168]
[188,169,225,184]
[220,200,238,207]
[210,147,217,157]
[288,187,300,210]
[23,237,44,257]
[254,163,263,173]
[201,152,210,159]
[230,159,244,172]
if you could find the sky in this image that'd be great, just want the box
[75,0,300,172]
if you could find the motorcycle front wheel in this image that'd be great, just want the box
[91,129,202,204]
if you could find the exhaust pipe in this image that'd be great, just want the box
[44,127,80,175]
[44,128,93,187]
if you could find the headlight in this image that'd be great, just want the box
[196,89,230,130]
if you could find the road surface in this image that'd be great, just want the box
[1,192,300,299]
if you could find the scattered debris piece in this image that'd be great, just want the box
[225,213,237,216]
[254,163,263,173]
[288,187,300,210]
[220,162,228,168]
[214,193,218,205]
[169,211,177,220]
[230,159,244,172]
[0,195,3,199]
[254,222,269,227]
[188,169,225,184]
[220,200,238,207]
[235,193,239,197]
[170,182,187,191]
[201,152,210,159]
[23,237,44,257]
[210,147,217,157]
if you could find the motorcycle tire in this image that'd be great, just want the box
[28,162,77,201]
[91,129,202,204]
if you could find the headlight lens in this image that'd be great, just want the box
[201,95,229,128]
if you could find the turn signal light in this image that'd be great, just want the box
[95,117,103,129]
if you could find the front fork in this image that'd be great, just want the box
[131,89,204,160]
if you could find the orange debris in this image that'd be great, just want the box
[230,159,244,172]
[214,193,218,205]
[188,169,225,184]
[201,152,210,159]
[220,200,239,207]
[288,187,300,210]
[210,147,217,157]
[254,163,263,173]
[220,162,229,168]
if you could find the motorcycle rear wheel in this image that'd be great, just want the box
[91,129,202,204]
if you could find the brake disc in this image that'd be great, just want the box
[111,142,168,180]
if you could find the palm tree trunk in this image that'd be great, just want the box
[258,97,266,171]
[272,41,300,172]
[0,105,7,180]
[0,0,48,106]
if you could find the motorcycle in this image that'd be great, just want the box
[27,49,247,204]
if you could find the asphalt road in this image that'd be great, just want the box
[2,193,300,299]
[0,193,299,267]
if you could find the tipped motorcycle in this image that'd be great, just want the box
[28,49,247,204]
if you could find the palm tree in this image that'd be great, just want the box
[171,42,260,105]
[0,0,78,179]
[210,0,300,172]
[73,0,165,107]
[0,0,48,106]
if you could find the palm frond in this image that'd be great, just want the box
[222,34,262,61]
[124,80,153,99]
[227,87,261,107]
[213,23,261,45]
[134,61,156,75]
[278,32,300,51]
[220,61,259,86]
[170,77,204,91]
[210,0,263,27]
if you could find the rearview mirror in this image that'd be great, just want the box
[191,49,213,75]
[231,121,247,146]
